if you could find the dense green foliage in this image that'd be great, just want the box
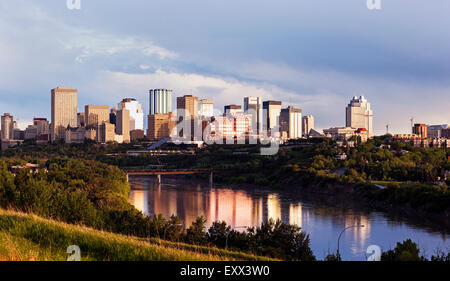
[0,158,315,260]
[1,138,449,259]
[381,239,450,262]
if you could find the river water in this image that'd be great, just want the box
[128,176,449,261]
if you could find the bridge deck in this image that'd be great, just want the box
[125,170,212,176]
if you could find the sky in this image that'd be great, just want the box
[0,0,449,134]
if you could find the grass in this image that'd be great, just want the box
[0,209,273,261]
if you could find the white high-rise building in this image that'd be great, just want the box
[118,98,144,131]
[302,115,315,136]
[263,101,282,136]
[1,113,14,140]
[244,97,262,135]
[280,106,302,139]
[149,89,172,115]
[199,99,214,118]
[346,96,373,137]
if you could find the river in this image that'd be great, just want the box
[128,176,449,261]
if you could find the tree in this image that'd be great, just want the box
[185,216,207,245]
[381,239,422,261]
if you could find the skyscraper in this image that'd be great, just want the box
[280,106,302,140]
[97,122,116,143]
[224,105,242,116]
[346,96,373,138]
[199,99,214,118]
[177,95,199,140]
[85,105,110,129]
[149,89,173,115]
[413,123,427,139]
[244,97,262,135]
[263,101,282,136]
[302,115,315,136]
[51,87,78,141]
[147,113,174,141]
[177,95,199,118]
[116,108,130,143]
[1,113,14,140]
[118,98,144,131]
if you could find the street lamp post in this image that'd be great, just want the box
[225,226,248,250]
[337,225,365,260]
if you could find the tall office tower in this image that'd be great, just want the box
[33,118,50,136]
[77,113,85,127]
[280,106,302,140]
[244,97,262,135]
[262,101,282,135]
[147,113,173,141]
[177,95,198,117]
[302,115,315,136]
[109,108,117,125]
[149,89,173,115]
[1,113,14,140]
[85,105,110,129]
[177,95,199,140]
[97,122,115,143]
[224,105,242,116]
[118,98,144,131]
[51,87,78,141]
[413,123,427,139]
[199,99,214,118]
[116,108,130,143]
[345,96,373,137]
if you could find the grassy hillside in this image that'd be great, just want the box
[0,209,272,261]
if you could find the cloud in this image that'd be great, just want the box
[1,0,449,136]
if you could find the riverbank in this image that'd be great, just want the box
[185,172,450,229]
[0,209,272,261]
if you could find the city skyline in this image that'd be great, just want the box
[2,87,449,138]
[1,1,450,134]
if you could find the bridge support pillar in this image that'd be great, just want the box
[126,174,129,182]
[157,174,161,185]
[209,171,213,187]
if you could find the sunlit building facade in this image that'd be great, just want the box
[149,89,172,115]
[118,98,144,131]
[346,96,373,138]
[51,87,78,141]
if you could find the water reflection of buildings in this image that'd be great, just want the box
[128,177,306,229]
[128,189,149,215]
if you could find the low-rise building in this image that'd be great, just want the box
[24,125,38,140]
[97,122,115,143]
[130,129,145,141]
[323,127,369,143]
[65,127,87,144]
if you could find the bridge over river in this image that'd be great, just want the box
[124,169,219,185]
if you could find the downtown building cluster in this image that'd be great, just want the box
[0,87,316,149]
[1,88,449,150]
